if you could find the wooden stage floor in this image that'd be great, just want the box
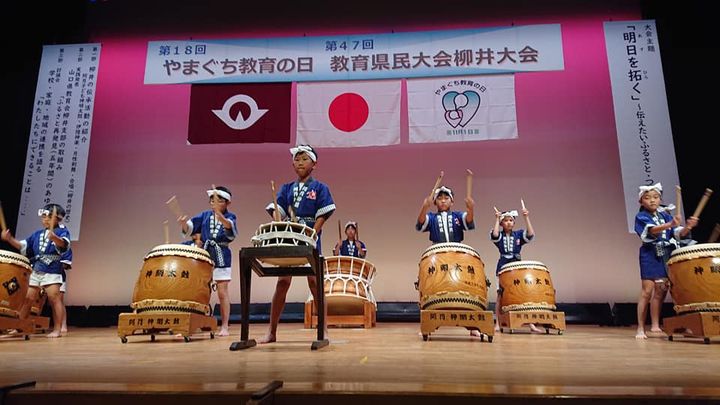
[2,323,720,404]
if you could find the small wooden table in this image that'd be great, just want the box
[229,246,328,351]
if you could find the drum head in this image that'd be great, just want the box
[498,260,548,275]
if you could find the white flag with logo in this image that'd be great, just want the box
[408,75,517,143]
[296,80,401,147]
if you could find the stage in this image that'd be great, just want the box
[3,323,720,404]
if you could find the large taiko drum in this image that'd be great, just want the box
[130,244,214,316]
[497,260,556,313]
[667,243,720,314]
[323,256,376,315]
[251,221,318,266]
[0,250,31,319]
[417,243,488,311]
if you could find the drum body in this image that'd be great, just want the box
[667,243,720,314]
[0,249,31,318]
[131,244,214,315]
[498,260,556,312]
[323,256,376,315]
[251,221,318,266]
[417,243,487,311]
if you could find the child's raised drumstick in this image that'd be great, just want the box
[337,219,342,242]
[50,206,58,230]
[493,206,501,215]
[0,200,7,232]
[521,198,526,211]
[675,185,682,218]
[271,180,280,222]
[429,171,444,200]
[466,169,473,198]
[165,196,184,219]
[692,188,713,219]
[709,223,720,244]
[163,220,170,244]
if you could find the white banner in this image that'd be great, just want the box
[145,24,564,84]
[17,44,101,240]
[604,21,679,232]
[296,80,401,148]
[408,75,517,143]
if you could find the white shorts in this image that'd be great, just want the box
[60,281,66,293]
[29,271,64,288]
[213,267,232,282]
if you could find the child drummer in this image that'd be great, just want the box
[1,203,71,338]
[490,205,539,333]
[259,145,336,344]
[416,186,475,243]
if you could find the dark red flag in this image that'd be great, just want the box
[188,83,291,144]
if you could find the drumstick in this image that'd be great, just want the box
[493,206,500,214]
[163,220,170,244]
[708,223,720,243]
[675,185,682,218]
[289,205,297,222]
[0,200,7,232]
[165,196,184,219]
[466,169,473,198]
[270,180,280,222]
[338,219,342,241]
[429,171,444,200]
[51,206,58,230]
[692,188,713,218]
[521,198,526,211]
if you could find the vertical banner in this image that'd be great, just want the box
[408,74,517,143]
[604,21,679,232]
[17,44,101,240]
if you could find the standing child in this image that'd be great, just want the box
[333,221,367,258]
[1,203,71,338]
[634,183,697,339]
[491,207,539,332]
[416,186,475,243]
[259,145,335,344]
[177,186,237,337]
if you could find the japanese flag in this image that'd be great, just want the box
[296,80,401,147]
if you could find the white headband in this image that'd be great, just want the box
[500,210,518,220]
[290,145,317,162]
[206,189,232,202]
[345,221,358,230]
[37,209,63,219]
[434,186,454,201]
[638,182,662,199]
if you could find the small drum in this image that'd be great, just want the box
[498,260,556,313]
[324,256,377,315]
[251,221,318,266]
[131,244,214,316]
[417,243,488,311]
[667,243,720,314]
[0,249,31,319]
